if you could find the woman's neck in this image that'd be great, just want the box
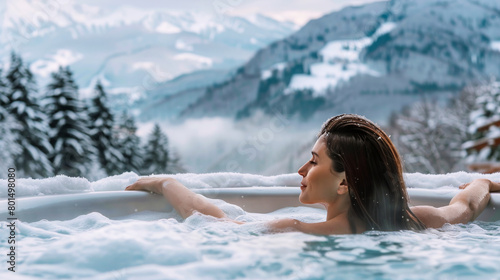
[325,196,351,221]
[325,197,366,233]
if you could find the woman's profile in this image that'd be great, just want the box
[125,114,500,234]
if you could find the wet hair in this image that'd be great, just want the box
[319,114,425,231]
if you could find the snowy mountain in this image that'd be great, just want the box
[164,0,500,124]
[0,0,296,102]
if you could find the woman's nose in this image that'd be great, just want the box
[298,162,307,177]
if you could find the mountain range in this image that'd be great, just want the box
[142,0,500,124]
[4,0,500,174]
[0,0,296,106]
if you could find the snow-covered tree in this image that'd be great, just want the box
[5,52,52,177]
[115,111,143,174]
[142,124,170,174]
[165,148,186,174]
[88,81,123,176]
[390,97,467,174]
[44,66,95,177]
[0,69,8,108]
[464,80,500,162]
[0,106,22,174]
[0,67,22,177]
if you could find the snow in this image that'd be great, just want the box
[175,39,194,51]
[466,80,500,161]
[287,75,340,95]
[11,101,26,115]
[107,88,143,104]
[74,6,151,30]
[489,126,500,138]
[261,62,287,80]
[2,0,71,30]
[478,147,491,161]
[155,21,182,34]
[373,22,397,37]
[320,38,373,62]
[131,61,173,82]
[287,63,380,96]
[30,49,84,78]
[0,108,21,172]
[491,41,500,52]
[0,0,295,107]
[173,53,213,68]
[3,171,500,198]
[462,139,478,150]
[0,175,92,197]
[131,61,155,71]
[285,23,392,94]
[173,11,225,34]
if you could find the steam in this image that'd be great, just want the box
[137,112,318,174]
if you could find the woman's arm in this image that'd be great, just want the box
[125,177,352,234]
[411,179,499,228]
[125,177,226,219]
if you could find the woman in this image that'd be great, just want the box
[125,114,499,234]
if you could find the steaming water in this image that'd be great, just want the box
[2,201,500,280]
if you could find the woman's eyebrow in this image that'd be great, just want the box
[311,151,319,158]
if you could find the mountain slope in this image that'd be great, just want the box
[176,0,500,124]
[0,0,296,94]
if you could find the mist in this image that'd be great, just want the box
[137,111,319,175]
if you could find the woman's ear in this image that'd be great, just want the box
[337,179,349,195]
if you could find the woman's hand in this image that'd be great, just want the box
[125,177,226,219]
[459,179,500,192]
[125,177,176,194]
[488,181,500,192]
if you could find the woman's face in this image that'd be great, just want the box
[298,136,346,205]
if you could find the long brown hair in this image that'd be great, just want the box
[319,114,425,231]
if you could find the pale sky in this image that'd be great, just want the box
[83,0,385,26]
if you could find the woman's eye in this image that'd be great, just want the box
[309,160,316,165]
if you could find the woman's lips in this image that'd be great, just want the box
[300,184,307,191]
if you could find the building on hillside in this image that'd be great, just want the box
[463,117,500,174]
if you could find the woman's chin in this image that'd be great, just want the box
[299,194,310,204]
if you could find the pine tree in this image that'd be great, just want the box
[0,68,21,176]
[88,81,123,175]
[142,123,170,174]
[45,66,95,177]
[116,111,143,174]
[0,106,22,174]
[5,52,52,178]
[0,69,8,108]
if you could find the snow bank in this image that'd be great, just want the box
[404,172,500,189]
[0,175,92,197]
[2,171,500,198]
[91,172,300,191]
